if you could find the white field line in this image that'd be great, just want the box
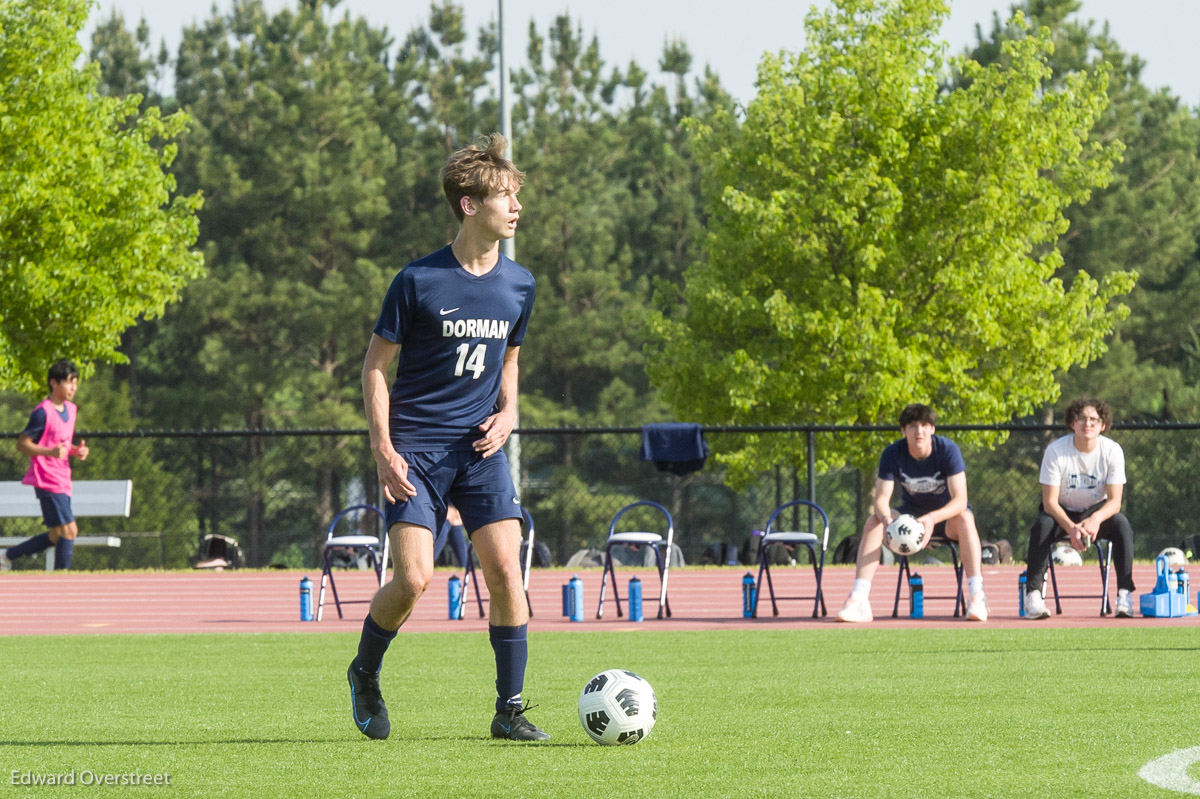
[1139,747,1200,795]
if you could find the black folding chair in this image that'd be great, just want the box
[752,499,830,618]
[1046,538,1114,616]
[596,501,674,620]
[459,507,536,619]
[892,533,964,618]
[316,504,387,621]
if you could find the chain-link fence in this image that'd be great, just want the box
[2,423,1196,570]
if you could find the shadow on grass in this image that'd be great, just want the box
[0,737,589,748]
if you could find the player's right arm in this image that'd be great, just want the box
[871,478,896,526]
[362,333,416,504]
[16,408,68,459]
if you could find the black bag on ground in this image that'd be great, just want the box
[833,533,860,565]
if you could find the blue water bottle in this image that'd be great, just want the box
[1018,570,1027,617]
[628,576,644,622]
[909,573,924,619]
[742,571,756,618]
[1179,567,1190,600]
[299,576,314,621]
[567,574,584,622]
[448,574,463,620]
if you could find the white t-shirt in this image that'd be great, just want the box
[1039,434,1126,512]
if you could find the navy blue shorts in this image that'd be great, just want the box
[385,450,521,536]
[35,489,74,528]
[897,506,947,539]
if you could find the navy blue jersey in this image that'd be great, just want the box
[877,434,966,514]
[374,245,535,451]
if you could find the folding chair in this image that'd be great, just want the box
[1046,538,1113,616]
[459,507,536,619]
[892,533,964,618]
[316,504,388,621]
[596,500,674,620]
[752,499,830,618]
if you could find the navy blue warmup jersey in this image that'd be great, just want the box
[877,434,966,514]
[373,245,535,451]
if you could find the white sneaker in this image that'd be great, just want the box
[835,595,873,623]
[1115,590,1133,618]
[966,591,989,622]
[0,549,11,572]
[1024,589,1051,619]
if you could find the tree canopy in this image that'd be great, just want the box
[647,0,1136,482]
[0,0,203,396]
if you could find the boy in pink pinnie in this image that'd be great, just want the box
[1,360,90,571]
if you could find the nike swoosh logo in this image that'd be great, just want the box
[497,722,511,732]
[512,497,520,504]
[349,678,370,730]
[439,307,460,315]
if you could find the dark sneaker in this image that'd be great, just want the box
[491,703,550,741]
[347,661,390,740]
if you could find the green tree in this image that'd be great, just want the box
[0,0,203,396]
[968,0,1200,420]
[647,0,1134,484]
[131,0,398,563]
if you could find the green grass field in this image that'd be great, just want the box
[3,628,1197,798]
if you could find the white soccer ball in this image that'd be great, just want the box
[1051,544,1083,566]
[1159,547,1187,567]
[884,514,926,556]
[578,669,657,745]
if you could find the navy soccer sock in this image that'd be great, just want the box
[353,614,398,675]
[6,533,53,562]
[490,624,528,712]
[54,537,74,570]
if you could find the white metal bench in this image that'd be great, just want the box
[0,480,131,569]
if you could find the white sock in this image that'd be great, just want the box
[1117,588,1130,599]
[850,579,872,600]
[967,576,983,596]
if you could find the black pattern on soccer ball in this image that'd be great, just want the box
[615,687,640,717]
[585,710,610,736]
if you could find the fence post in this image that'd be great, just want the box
[808,429,816,536]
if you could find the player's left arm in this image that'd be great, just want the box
[475,345,520,458]
[921,471,968,530]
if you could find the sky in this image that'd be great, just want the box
[83,1,1200,108]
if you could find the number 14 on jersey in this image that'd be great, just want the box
[454,343,487,379]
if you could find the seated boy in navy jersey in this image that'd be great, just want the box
[2,360,90,572]
[835,403,988,623]
[347,133,547,742]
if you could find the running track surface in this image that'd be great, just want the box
[2,563,1196,636]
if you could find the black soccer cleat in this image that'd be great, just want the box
[490,703,550,741]
[347,661,390,740]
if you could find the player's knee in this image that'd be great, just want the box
[389,566,432,599]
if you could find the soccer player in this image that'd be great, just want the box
[1023,396,1136,619]
[835,403,989,623]
[347,133,546,741]
[2,360,90,572]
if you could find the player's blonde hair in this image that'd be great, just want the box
[441,133,525,222]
